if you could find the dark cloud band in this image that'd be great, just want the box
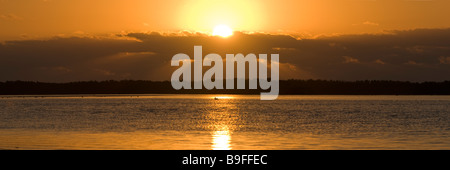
[1,28,449,82]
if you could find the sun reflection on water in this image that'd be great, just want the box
[212,129,232,150]
[208,96,238,150]
[212,96,235,100]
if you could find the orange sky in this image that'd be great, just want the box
[1,0,450,82]
[1,0,450,40]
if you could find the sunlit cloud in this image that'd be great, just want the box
[0,13,22,21]
[1,28,450,82]
[343,56,360,64]
[438,56,450,64]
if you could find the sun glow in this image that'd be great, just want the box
[176,0,265,33]
[212,130,231,150]
[212,25,233,37]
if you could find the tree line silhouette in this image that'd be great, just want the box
[0,79,449,95]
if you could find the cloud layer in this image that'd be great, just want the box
[1,28,450,82]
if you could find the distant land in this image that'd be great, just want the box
[1,80,450,95]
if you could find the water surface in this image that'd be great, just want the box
[0,95,449,150]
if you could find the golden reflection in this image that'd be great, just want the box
[212,129,232,150]
[207,96,238,150]
[212,95,235,100]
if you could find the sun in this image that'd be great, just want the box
[212,25,233,38]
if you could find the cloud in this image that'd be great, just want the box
[374,59,386,65]
[362,21,379,26]
[40,66,72,73]
[439,56,450,64]
[405,60,423,66]
[343,56,360,64]
[0,13,22,21]
[1,28,450,82]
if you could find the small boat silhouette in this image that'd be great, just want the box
[214,97,219,100]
